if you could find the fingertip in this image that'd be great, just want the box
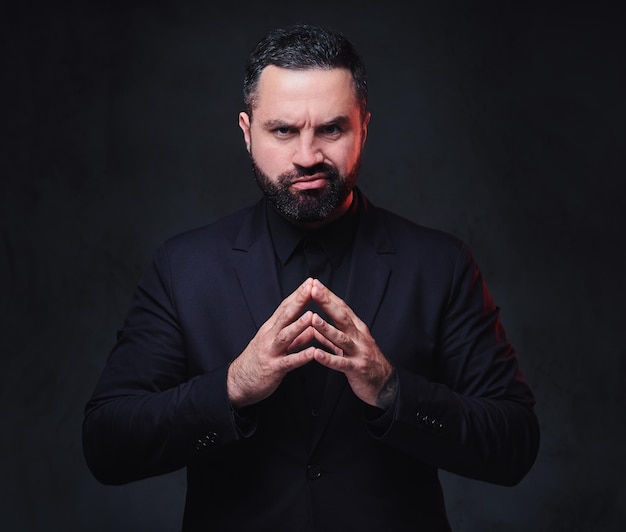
[311,279,322,297]
[298,278,312,297]
[312,348,327,364]
[302,347,315,362]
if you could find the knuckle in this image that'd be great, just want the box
[273,329,291,348]
[338,331,351,346]
[280,354,296,370]
[339,308,351,323]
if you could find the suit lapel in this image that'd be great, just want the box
[232,199,283,329]
[344,196,394,330]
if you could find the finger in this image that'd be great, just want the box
[278,348,315,372]
[312,327,343,356]
[267,279,313,332]
[271,311,314,355]
[312,348,353,371]
[311,312,355,355]
[310,280,360,333]
[287,325,316,352]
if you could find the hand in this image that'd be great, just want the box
[227,279,317,409]
[309,279,397,408]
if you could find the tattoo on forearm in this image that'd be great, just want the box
[376,368,398,410]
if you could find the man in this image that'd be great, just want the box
[83,24,540,531]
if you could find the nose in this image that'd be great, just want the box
[292,135,323,168]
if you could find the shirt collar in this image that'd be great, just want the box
[266,192,359,269]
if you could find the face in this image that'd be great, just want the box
[239,66,370,226]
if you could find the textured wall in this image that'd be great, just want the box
[2,1,625,530]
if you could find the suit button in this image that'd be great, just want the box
[307,464,321,480]
[432,419,444,431]
[415,411,427,428]
[195,431,220,451]
[416,412,442,431]
[311,409,319,417]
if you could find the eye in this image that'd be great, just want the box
[321,123,341,135]
[273,126,294,138]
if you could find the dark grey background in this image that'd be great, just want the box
[2,1,625,530]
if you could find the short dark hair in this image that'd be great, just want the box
[243,24,368,119]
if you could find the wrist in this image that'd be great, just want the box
[375,367,398,410]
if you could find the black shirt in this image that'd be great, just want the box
[266,193,359,300]
[265,193,360,414]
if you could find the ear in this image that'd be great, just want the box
[239,112,251,153]
[361,111,371,147]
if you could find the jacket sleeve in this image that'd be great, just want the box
[82,243,246,485]
[372,242,540,486]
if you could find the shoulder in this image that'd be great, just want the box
[147,200,264,275]
[360,192,467,259]
[161,201,261,253]
[360,195,483,294]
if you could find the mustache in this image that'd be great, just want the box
[279,163,338,183]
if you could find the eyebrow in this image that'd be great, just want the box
[262,115,352,130]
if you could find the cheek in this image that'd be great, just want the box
[329,141,361,171]
[252,141,289,174]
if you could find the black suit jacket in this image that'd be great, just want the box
[83,189,539,531]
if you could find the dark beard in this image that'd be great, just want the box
[251,159,359,223]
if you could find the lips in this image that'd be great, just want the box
[290,175,328,190]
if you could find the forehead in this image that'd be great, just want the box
[252,65,360,122]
